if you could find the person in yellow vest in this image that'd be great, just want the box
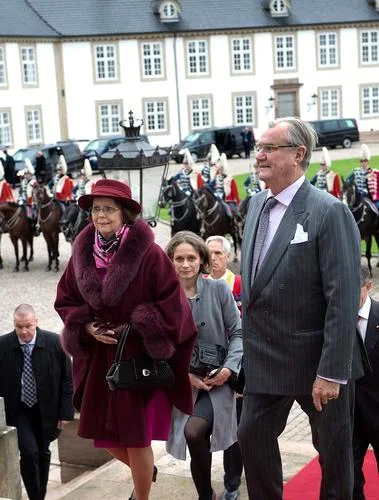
[310,147,341,198]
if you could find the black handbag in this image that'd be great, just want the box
[106,324,175,392]
[190,342,227,378]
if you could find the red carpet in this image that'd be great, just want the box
[283,451,378,499]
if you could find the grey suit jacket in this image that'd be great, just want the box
[241,179,363,395]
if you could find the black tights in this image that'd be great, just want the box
[184,391,214,500]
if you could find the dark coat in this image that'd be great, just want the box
[355,298,379,432]
[54,220,197,444]
[0,328,74,443]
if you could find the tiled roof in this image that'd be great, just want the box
[2,0,379,38]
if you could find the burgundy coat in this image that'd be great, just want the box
[55,220,197,444]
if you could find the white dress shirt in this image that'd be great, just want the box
[259,175,305,265]
[357,296,371,343]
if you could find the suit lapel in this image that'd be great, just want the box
[248,180,310,306]
[365,299,379,357]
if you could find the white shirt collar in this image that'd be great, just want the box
[358,296,371,321]
[267,175,305,207]
[18,330,37,346]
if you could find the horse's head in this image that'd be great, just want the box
[193,186,214,212]
[162,178,183,204]
[342,179,358,208]
[32,184,49,206]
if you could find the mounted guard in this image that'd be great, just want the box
[170,148,198,196]
[310,147,341,198]
[209,153,240,219]
[17,159,39,236]
[50,155,73,217]
[244,160,265,196]
[197,144,219,188]
[347,144,379,212]
[0,162,15,202]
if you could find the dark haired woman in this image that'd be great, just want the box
[55,179,197,500]
[166,231,243,500]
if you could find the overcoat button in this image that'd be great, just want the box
[201,322,205,326]
[279,284,285,290]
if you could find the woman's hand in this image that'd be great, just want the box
[189,373,211,391]
[204,367,232,388]
[85,321,118,345]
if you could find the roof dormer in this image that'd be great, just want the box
[367,0,379,11]
[156,0,181,23]
[269,0,291,18]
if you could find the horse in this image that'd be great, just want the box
[0,202,34,271]
[193,186,239,261]
[32,185,61,271]
[343,178,379,274]
[161,179,201,236]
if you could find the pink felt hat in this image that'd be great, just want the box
[78,179,141,214]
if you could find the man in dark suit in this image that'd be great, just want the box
[353,264,379,499]
[238,117,363,499]
[0,304,74,500]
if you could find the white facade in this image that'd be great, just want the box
[0,22,379,151]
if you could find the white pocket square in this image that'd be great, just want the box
[290,224,308,244]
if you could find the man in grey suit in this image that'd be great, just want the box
[238,117,363,499]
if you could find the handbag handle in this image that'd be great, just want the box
[113,323,132,363]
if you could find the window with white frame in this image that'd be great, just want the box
[0,110,11,145]
[0,47,7,86]
[187,40,209,75]
[231,38,253,73]
[144,100,167,132]
[274,35,295,70]
[360,31,379,65]
[95,44,117,81]
[141,42,164,78]
[234,94,255,125]
[318,33,338,67]
[190,97,211,128]
[319,88,340,119]
[362,85,379,117]
[98,103,122,135]
[21,46,37,85]
[271,0,287,16]
[26,108,42,143]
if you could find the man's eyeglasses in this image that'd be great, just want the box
[254,143,296,154]
[90,206,120,215]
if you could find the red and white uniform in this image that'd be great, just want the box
[325,171,342,199]
[367,169,379,203]
[54,175,73,202]
[0,179,15,202]
[224,176,240,205]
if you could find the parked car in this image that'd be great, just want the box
[13,141,83,182]
[171,125,252,163]
[82,134,150,172]
[57,138,91,152]
[309,118,360,149]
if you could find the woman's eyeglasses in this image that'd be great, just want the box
[90,206,120,215]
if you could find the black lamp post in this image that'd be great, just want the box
[98,111,170,227]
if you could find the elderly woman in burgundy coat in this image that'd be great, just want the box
[54,179,197,500]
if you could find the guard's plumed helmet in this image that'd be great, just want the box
[179,148,194,167]
[207,144,220,165]
[218,153,229,175]
[360,144,371,162]
[81,158,92,178]
[320,147,331,168]
[56,155,68,174]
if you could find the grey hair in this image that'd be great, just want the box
[14,304,36,317]
[270,117,318,170]
[360,263,372,287]
[205,235,231,255]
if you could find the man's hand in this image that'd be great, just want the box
[189,373,211,391]
[312,376,340,412]
[85,321,117,345]
[204,367,232,388]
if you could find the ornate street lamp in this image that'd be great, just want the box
[98,111,170,226]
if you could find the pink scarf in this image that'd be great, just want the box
[93,224,129,269]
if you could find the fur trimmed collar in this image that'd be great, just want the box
[72,220,154,310]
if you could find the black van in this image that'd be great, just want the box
[171,125,252,163]
[13,141,83,182]
[309,118,360,149]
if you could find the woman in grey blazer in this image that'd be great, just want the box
[166,231,243,500]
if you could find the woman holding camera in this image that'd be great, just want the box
[166,231,243,500]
